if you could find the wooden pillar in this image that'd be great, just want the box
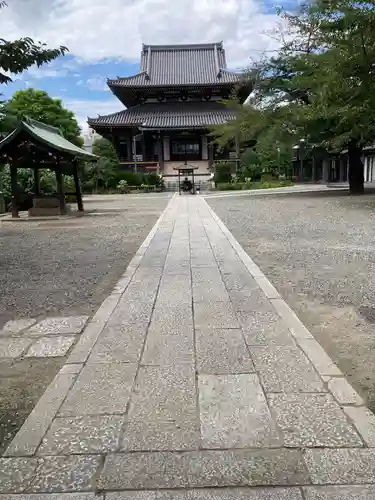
[127,134,132,161]
[322,159,329,182]
[10,165,19,218]
[235,135,240,173]
[73,161,84,212]
[55,161,66,215]
[311,156,316,183]
[141,133,146,162]
[208,141,214,168]
[34,167,40,196]
[158,133,164,171]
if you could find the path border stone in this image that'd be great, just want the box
[3,195,175,458]
[202,197,375,447]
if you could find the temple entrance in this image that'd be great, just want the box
[170,137,201,161]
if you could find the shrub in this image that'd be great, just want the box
[117,179,130,194]
[214,162,233,184]
[217,182,246,191]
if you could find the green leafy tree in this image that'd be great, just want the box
[0,2,68,85]
[214,0,375,194]
[92,137,118,162]
[296,0,375,193]
[3,88,81,143]
[83,138,119,192]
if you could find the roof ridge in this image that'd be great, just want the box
[142,42,223,51]
[23,116,63,136]
[108,72,147,83]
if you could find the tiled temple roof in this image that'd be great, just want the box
[87,101,236,129]
[108,43,240,88]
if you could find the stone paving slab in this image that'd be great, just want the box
[303,485,375,500]
[98,449,309,490]
[269,393,363,447]
[0,318,36,336]
[37,414,124,455]
[0,455,100,493]
[195,328,254,374]
[250,345,326,393]
[0,495,99,500]
[87,325,147,364]
[121,365,199,451]
[199,373,280,448]
[25,336,75,358]
[304,448,375,484]
[105,488,304,499]
[3,195,375,496]
[194,300,240,329]
[27,316,88,336]
[141,327,194,366]
[58,362,137,416]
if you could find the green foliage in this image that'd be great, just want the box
[216,179,294,191]
[117,179,129,194]
[92,137,118,162]
[83,157,116,192]
[214,162,234,184]
[0,3,68,85]
[212,0,375,193]
[3,89,81,143]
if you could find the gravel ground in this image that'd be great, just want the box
[0,194,170,324]
[208,190,375,412]
[0,193,170,453]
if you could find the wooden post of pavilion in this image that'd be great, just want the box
[55,159,66,215]
[33,167,40,196]
[73,160,84,212]
[10,165,19,218]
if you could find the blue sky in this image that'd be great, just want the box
[1,0,293,134]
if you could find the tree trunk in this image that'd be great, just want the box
[347,142,364,194]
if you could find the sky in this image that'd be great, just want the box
[1,0,296,134]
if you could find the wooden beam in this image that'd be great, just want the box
[73,161,84,212]
[33,167,40,196]
[55,160,66,215]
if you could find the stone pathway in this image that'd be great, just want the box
[1,195,375,499]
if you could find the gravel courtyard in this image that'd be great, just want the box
[0,193,170,452]
[208,190,375,413]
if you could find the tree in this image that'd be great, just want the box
[214,1,375,194]
[92,137,118,162]
[298,0,375,193]
[3,88,81,144]
[83,138,119,192]
[0,2,68,85]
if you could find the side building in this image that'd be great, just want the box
[87,42,250,187]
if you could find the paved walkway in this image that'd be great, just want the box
[2,195,375,499]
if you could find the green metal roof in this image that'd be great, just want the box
[0,117,97,161]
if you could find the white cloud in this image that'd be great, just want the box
[61,97,122,133]
[1,0,282,69]
[86,77,110,92]
[25,67,68,79]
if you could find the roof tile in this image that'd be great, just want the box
[109,43,240,87]
[88,102,235,129]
